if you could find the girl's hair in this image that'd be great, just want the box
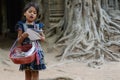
[23,2,39,15]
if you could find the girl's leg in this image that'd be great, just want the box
[31,71,39,80]
[25,70,32,80]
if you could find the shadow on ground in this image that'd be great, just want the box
[40,77,73,80]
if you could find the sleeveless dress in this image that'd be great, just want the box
[15,21,46,71]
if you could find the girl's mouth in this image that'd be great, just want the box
[30,16,33,18]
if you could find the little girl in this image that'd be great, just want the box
[15,2,46,80]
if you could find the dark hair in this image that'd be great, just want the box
[23,2,39,15]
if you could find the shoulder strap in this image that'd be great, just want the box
[22,23,28,32]
[34,24,40,31]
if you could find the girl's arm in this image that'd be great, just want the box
[17,30,29,44]
[39,31,45,41]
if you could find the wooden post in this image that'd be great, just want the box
[1,0,7,37]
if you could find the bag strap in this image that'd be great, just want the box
[10,39,18,52]
[34,24,40,31]
[22,23,28,32]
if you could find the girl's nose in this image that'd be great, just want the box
[31,12,34,15]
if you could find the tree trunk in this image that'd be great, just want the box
[47,0,120,67]
[101,0,108,10]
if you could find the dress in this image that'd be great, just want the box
[15,21,46,71]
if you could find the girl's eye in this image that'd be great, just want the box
[28,10,37,14]
[28,10,32,13]
[34,12,37,14]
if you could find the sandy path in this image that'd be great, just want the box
[0,48,120,80]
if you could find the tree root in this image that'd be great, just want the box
[47,0,120,67]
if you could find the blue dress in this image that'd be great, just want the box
[15,21,46,71]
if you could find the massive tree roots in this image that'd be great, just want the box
[47,0,120,66]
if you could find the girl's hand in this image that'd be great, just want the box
[39,31,45,41]
[18,32,29,44]
[40,36,45,41]
[22,32,29,38]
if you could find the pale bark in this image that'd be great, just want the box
[47,0,120,67]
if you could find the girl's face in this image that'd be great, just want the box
[24,6,37,23]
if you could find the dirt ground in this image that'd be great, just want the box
[0,38,120,80]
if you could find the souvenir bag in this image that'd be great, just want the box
[9,40,37,64]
